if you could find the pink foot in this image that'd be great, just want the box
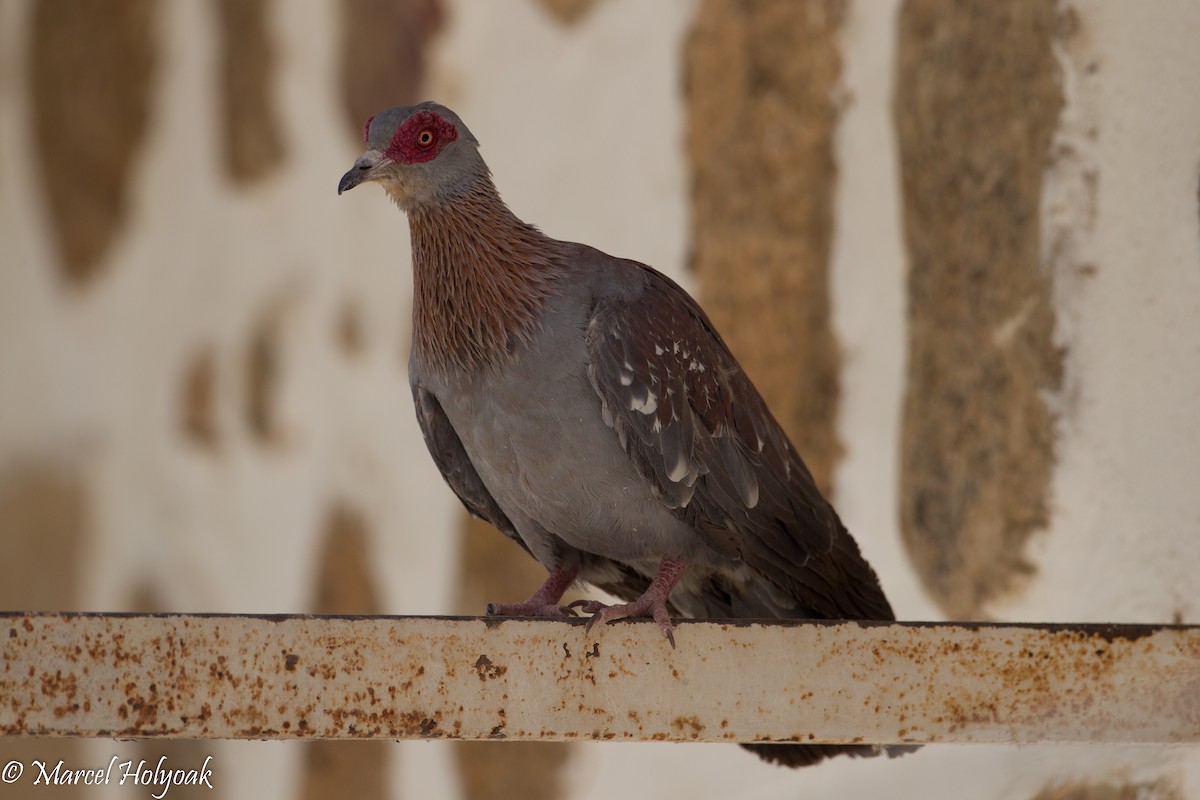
[485,599,578,618]
[570,597,676,647]
[568,558,688,648]
[484,565,578,619]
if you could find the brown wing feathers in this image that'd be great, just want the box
[586,265,895,622]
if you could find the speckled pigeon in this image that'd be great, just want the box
[339,102,912,768]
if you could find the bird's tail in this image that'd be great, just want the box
[743,742,920,768]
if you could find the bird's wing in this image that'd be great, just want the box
[584,264,894,620]
[412,383,530,555]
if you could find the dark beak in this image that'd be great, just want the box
[338,150,385,195]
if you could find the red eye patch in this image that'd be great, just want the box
[384,111,459,164]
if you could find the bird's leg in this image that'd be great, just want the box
[569,558,687,648]
[485,565,579,618]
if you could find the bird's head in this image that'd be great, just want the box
[337,102,484,210]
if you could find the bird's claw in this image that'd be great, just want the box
[568,598,676,648]
[565,599,606,619]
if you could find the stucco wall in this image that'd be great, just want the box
[0,1,1197,798]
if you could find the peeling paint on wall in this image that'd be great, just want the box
[684,0,846,494]
[180,348,220,449]
[29,0,158,284]
[895,1,1064,618]
[243,292,298,448]
[1030,778,1182,800]
[214,0,286,185]
[534,0,604,27]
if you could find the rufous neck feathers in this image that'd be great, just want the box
[407,177,564,375]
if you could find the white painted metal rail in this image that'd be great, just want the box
[2,613,1197,745]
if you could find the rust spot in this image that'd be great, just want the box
[473,654,506,681]
[671,715,705,739]
[586,642,600,659]
[1087,624,1159,644]
[284,653,299,671]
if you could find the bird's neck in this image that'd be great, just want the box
[407,178,564,376]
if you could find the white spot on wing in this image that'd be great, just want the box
[666,450,689,482]
[630,391,659,415]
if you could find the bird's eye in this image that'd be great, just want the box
[416,129,435,148]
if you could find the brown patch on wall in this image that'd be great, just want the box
[214,0,286,184]
[895,2,1065,618]
[0,463,86,610]
[456,741,571,800]
[339,0,444,141]
[453,516,573,800]
[29,0,157,285]
[301,503,389,800]
[244,293,294,447]
[534,0,603,26]
[310,503,382,614]
[337,299,366,357]
[1030,779,1181,800]
[684,0,847,495]
[0,464,87,798]
[180,348,220,448]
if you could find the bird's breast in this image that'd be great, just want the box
[424,307,699,565]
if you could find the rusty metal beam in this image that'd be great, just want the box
[2,613,1197,746]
